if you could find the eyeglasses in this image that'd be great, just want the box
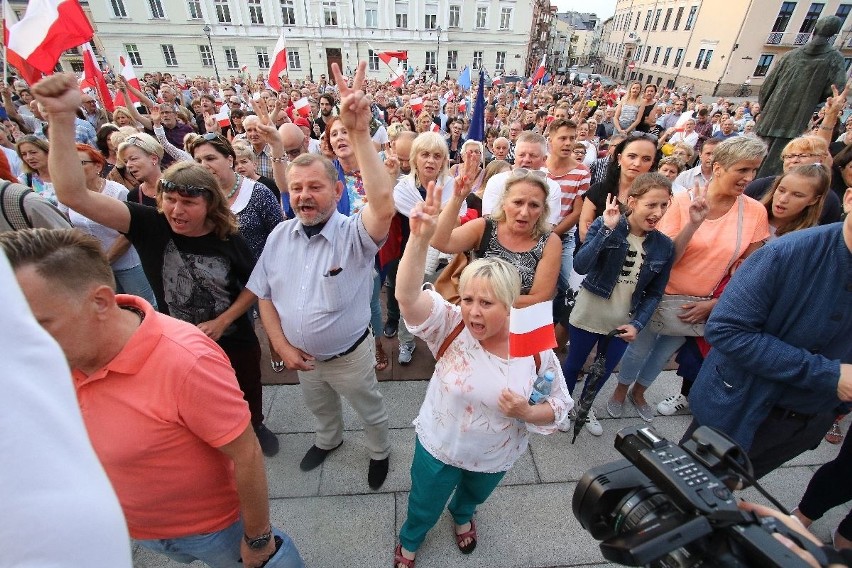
[284,147,303,158]
[782,152,821,161]
[509,168,548,181]
[80,160,95,165]
[159,178,211,198]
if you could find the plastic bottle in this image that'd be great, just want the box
[528,371,555,405]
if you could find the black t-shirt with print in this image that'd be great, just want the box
[124,202,257,346]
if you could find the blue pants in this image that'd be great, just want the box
[562,324,629,396]
[616,327,686,389]
[136,518,303,568]
[114,264,157,309]
[399,437,506,552]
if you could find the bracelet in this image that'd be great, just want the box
[270,155,288,163]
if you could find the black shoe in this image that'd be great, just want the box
[254,423,280,457]
[383,320,398,338]
[368,457,389,490]
[299,441,343,471]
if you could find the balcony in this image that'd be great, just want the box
[765,31,812,46]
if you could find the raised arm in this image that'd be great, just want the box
[396,182,442,327]
[817,83,849,148]
[430,169,482,254]
[150,107,193,162]
[32,75,131,233]
[332,61,394,242]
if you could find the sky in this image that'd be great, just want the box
[553,0,617,20]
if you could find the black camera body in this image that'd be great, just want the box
[573,425,827,567]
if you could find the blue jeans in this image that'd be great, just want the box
[114,264,157,309]
[136,519,303,568]
[562,324,629,396]
[616,326,686,389]
[558,229,576,293]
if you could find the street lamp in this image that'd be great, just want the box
[436,26,442,82]
[202,24,221,82]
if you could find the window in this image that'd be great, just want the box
[447,50,458,71]
[702,49,713,69]
[643,45,651,62]
[125,44,142,66]
[256,46,270,69]
[674,48,683,67]
[754,54,774,76]
[161,44,178,66]
[695,48,705,68]
[662,47,672,65]
[368,49,379,71]
[110,0,128,18]
[673,6,684,29]
[626,12,632,30]
[425,51,436,72]
[395,2,407,28]
[634,11,640,29]
[652,9,661,30]
[837,4,852,25]
[495,51,506,72]
[653,46,661,64]
[473,50,483,69]
[214,0,231,23]
[324,1,338,25]
[148,0,166,18]
[662,8,672,30]
[476,6,488,28]
[800,3,825,33]
[281,0,296,25]
[199,44,213,66]
[365,6,378,27]
[449,5,460,27]
[643,9,651,30]
[247,0,264,24]
[224,47,239,69]
[772,2,797,32]
[685,5,698,30]
[288,50,301,69]
[846,57,852,71]
[425,14,437,29]
[187,0,203,19]
[500,7,512,29]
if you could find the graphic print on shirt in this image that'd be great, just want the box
[618,241,645,287]
[162,240,235,336]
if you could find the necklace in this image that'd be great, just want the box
[227,174,242,199]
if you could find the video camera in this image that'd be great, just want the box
[573,425,828,567]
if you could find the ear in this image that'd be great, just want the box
[844,187,852,214]
[91,284,117,319]
[334,180,344,201]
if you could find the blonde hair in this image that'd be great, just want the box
[231,140,254,161]
[117,132,164,161]
[490,172,552,239]
[410,131,450,185]
[458,257,521,311]
[157,162,238,240]
[110,106,135,126]
[781,136,829,163]
[761,164,829,236]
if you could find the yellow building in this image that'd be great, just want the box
[599,0,852,96]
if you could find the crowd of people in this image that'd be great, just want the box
[1,53,851,568]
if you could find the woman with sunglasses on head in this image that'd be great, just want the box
[119,133,166,208]
[16,135,56,205]
[41,75,279,457]
[578,133,658,242]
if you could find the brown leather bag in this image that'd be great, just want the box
[432,217,493,305]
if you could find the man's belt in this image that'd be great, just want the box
[319,329,371,362]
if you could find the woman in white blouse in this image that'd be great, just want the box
[392,181,571,568]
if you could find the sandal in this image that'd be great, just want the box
[271,359,285,373]
[375,342,389,371]
[394,543,415,568]
[455,519,477,554]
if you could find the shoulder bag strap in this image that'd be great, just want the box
[712,196,744,292]
[474,216,493,259]
[435,321,465,362]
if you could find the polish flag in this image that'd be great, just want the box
[112,53,142,108]
[444,90,455,101]
[530,53,547,85]
[79,43,114,112]
[5,0,93,75]
[492,75,503,86]
[2,3,43,85]
[215,106,231,128]
[458,98,466,113]
[240,65,248,73]
[268,33,288,92]
[293,97,311,117]
[430,123,441,133]
[508,302,557,358]
[377,50,408,65]
[410,97,423,113]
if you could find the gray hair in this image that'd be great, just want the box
[711,136,768,169]
[516,131,548,155]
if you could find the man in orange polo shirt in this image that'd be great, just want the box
[0,228,304,568]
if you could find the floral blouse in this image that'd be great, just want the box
[408,290,572,473]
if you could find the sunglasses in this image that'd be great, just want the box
[509,168,547,181]
[159,178,211,198]
[202,132,227,143]
[626,131,659,143]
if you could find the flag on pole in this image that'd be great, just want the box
[215,105,231,128]
[293,96,311,117]
[531,53,547,85]
[80,43,114,112]
[376,50,408,65]
[390,62,405,87]
[458,97,466,114]
[466,69,486,142]
[508,302,557,358]
[457,66,471,91]
[268,32,287,92]
[112,53,141,108]
[2,2,43,85]
[429,123,441,133]
[5,0,93,76]
[410,96,423,113]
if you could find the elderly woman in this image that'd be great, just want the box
[449,139,485,204]
[612,137,770,420]
[392,181,571,568]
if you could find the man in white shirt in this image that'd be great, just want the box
[673,137,720,193]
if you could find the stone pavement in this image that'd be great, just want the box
[133,371,850,568]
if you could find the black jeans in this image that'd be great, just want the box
[220,340,264,426]
[799,431,852,540]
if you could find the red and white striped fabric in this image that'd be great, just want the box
[2,2,43,85]
[377,50,407,65]
[80,43,114,112]
[410,97,423,113]
[458,98,466,113]
[268,33,287,92]
[508,301,556,358]
[112,54,142,108]
[430,123,441,133]
[293,97,311,117]
[215,106,231,128]
[4,0,92,76]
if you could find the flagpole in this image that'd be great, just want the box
[2,0,8,83]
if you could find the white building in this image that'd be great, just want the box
[85,0,550,82]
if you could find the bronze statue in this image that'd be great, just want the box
[756,16,846,176]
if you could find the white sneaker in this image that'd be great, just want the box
[398,341,416,365]
[585,409,603,436]
[657,394,689,416]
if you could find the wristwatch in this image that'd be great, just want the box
[244,529,273,550]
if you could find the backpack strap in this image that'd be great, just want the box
[435,318,543,374]
[0,180,35,230]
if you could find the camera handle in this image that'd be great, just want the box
[729,516,829,568]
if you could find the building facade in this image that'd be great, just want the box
[81,0,549,83]
[599,0,852,96]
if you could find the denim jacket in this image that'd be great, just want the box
[574,216,674,331]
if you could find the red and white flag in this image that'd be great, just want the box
[530,53,547,85]
[410,96,423,113]
[377,50,408,65]
[2,2,43,85]
[215,106,231,128]
[112,53,142,108]
[492,75,503,86]
[430,123,441,133]
[508,302,556,358]
[5,0,93,76]
[79,43,114,112]
[268,33,288,92]
[458,98,466,113]
[293,97,311,117]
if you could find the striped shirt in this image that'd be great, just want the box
[547,165,591,222]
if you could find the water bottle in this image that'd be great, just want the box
[528,371,555,405]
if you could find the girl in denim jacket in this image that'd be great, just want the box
[562,172,675,436]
